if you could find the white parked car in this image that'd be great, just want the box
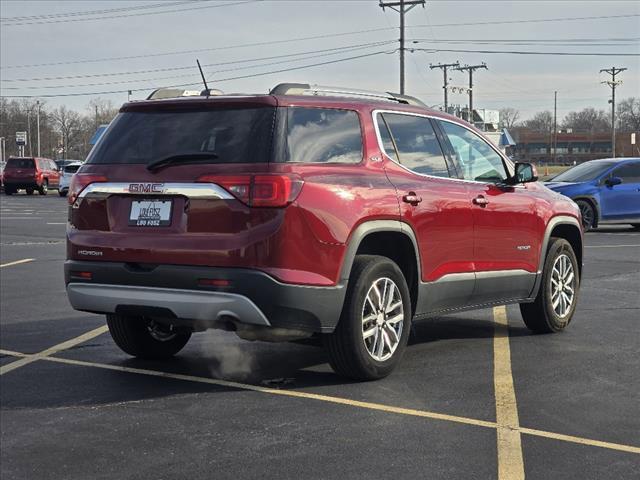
[58,162,83,197]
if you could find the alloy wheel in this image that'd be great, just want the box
[361,277,404,362]
[550,253,576,318]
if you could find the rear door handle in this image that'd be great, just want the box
[402,192,422,206]
[472,195,489,207]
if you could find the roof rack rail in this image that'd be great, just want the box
[269,83,426,107]
[146,87,224,100]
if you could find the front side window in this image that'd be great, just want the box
[612,162,640,183]
[381,113,449,177]
[439,121,507,183]
[284,107,362,163]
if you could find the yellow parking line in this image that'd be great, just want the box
[0,348,638,455]
[493,306,525,480]
[0,325,108,375]
[0,258,35,268]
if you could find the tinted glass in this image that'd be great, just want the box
[376,114,399,162]
[64,165,81,174]
[6,158,35,169]
[612,162,640,183]
[285,108,362,163]
[552,161,615,182]
[439,121,507,182]
[382,113,449,177]
[86,107,275,165]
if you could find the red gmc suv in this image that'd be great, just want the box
[4,156,60,195]
[65,84,583,380]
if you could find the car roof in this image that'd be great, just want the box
[588,157,640,163]
[120,93,466,127]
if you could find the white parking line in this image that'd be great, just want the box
[0,258,35,268]
[46,222,66,225]
[585,245,640,249]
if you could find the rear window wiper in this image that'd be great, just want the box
[146,152,219,172]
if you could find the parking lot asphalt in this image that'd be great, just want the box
[1,192,639,480]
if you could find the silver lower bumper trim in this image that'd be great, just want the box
[67,283,270,326]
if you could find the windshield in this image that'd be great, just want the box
[6,158,35,169]
[86,107,275,165]
[552,161,615,182]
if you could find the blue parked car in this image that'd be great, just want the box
[545,157,640,231]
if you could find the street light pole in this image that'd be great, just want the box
[36,100,41,157]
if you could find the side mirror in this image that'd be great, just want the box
[605,176,622,187]
[509,162,538,184]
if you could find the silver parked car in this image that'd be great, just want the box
[58,162,83,197]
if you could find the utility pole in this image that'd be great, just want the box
[379,0,425,95]
[553,91,557,164]
[27,109,33,157]
[600,67,626,158]
[36,100,41,157]
[429,61,459,112]
[455,63,487,124]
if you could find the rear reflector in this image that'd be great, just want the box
[71,271,93,280]
[198,278,231,287]
[197,174,303,208]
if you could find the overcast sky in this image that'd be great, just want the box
[1,0,639,119]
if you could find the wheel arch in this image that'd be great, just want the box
[541,216,583,278]
[340,221,421,315]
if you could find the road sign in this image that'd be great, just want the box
[16,131,27,146]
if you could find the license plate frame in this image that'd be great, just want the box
[128,199,173,227]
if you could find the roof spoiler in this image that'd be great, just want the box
[146,88,225,100]
[269,83,426,107]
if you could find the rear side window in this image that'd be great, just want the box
[381,113,450,177]
[64,165,81,174]
[86,107,275,165]
[283,107,362,163]
[6,158,35,169]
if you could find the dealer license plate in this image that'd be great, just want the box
[129,200,172,227]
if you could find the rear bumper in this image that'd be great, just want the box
[4,181,39,189]
[64,260,346,333]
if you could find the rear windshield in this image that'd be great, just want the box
[86,107,275,165]
[6,158,35,169]
[64,164,81,174]
[552,161,615,182]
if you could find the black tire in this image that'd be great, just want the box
[106,314,191,359]
[4,188,14,196]
[324,255,412,380]
[576,199,595,231]
[631,224,640,231]
[59,190,68,197]
[38,180,48,195]
[26,187,34,195]
[520,237,579,333]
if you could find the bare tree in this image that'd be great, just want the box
[522,111,554,133]
[561,108,610,133]
[617,97,640,132]
[87,97,119,129]
[51,106,82,159]
[499,108,520,129]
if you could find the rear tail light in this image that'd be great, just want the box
[68,173,108,205]
[197,174,303,208]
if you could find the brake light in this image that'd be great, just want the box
[197,174,303,208]
[68,173,108,205]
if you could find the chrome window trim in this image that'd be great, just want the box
[73,182,234,208]
[371,109,516,186]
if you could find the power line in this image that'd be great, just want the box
[411,47,640,56]
[0,43,395,91]
[0,1,200,22]
[1,41,394,83]
[0,49,393,99]
[0,0,255,27]
[3,13,637,70]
